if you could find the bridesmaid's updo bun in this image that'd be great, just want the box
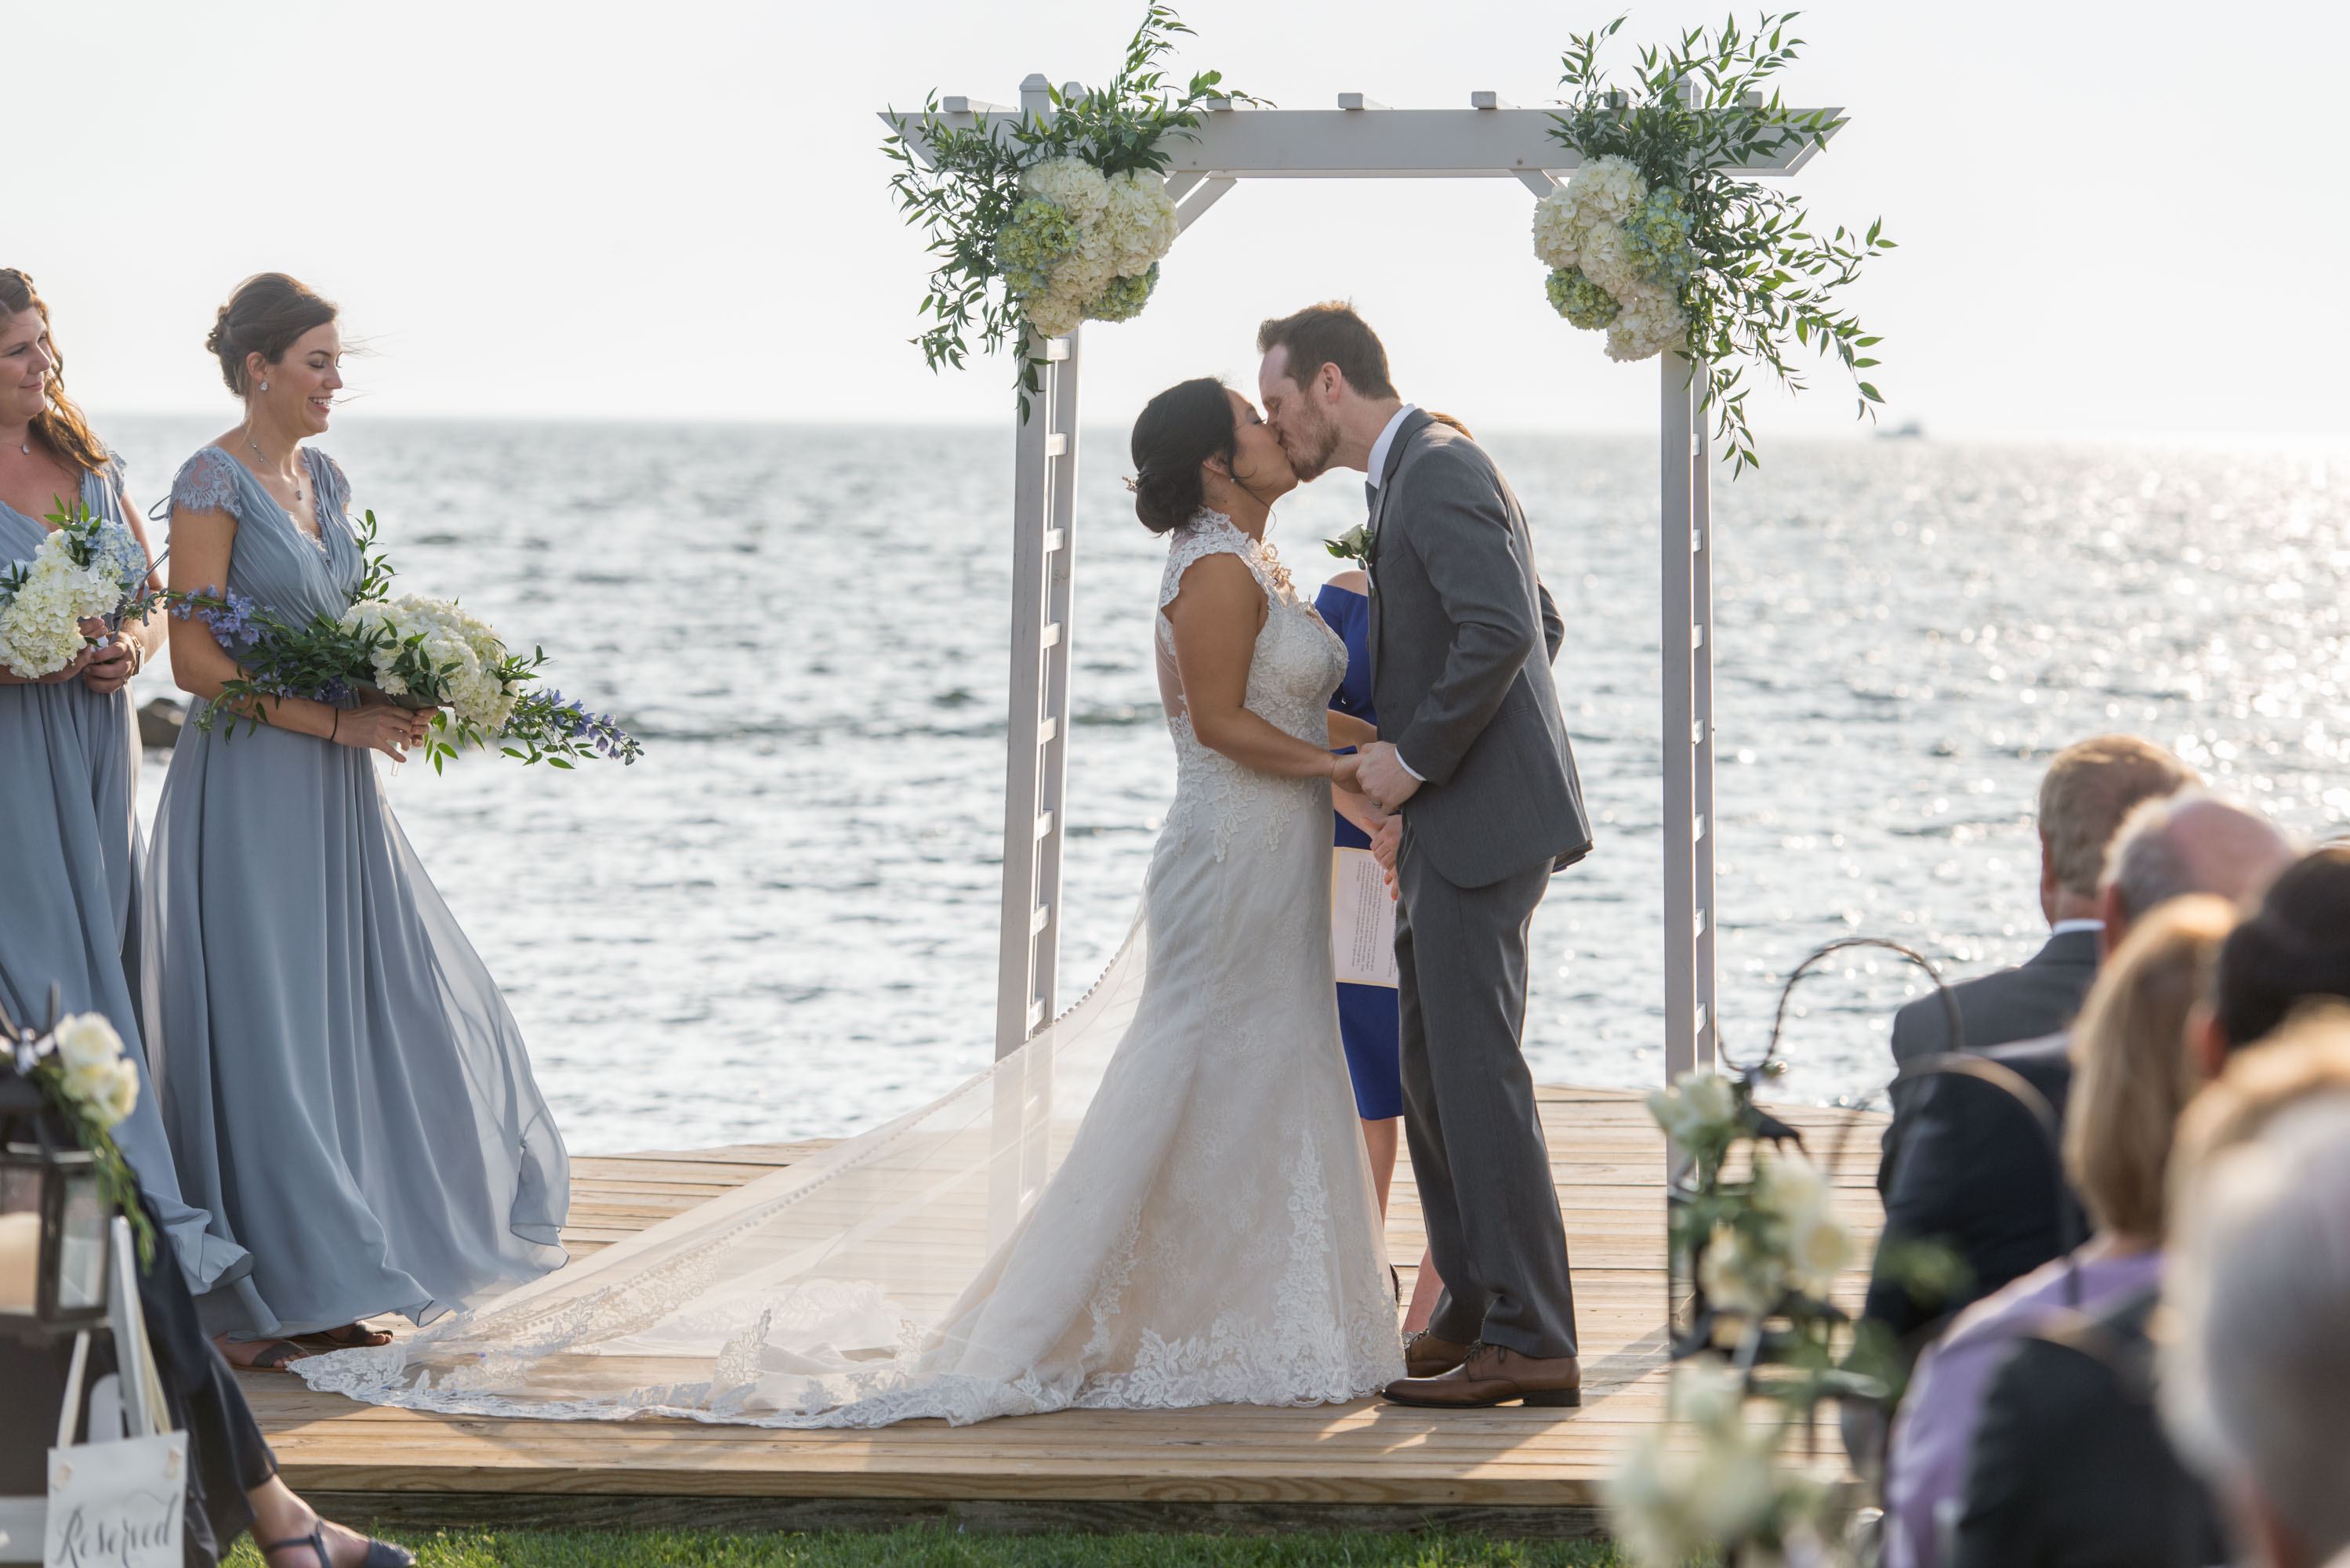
[207,273,338,396]
[1129,377,1236,535]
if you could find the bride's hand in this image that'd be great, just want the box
[333,704,437,762]
[1330,752,1363,793]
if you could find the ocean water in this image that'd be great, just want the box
[106,418,2346,1154]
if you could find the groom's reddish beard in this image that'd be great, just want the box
[1278,401,1343,483]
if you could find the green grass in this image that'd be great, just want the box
[228,1526,1624,1568]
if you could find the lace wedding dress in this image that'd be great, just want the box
[296,511,1403,1426]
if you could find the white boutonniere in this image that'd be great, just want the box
[1325,523,1376,573]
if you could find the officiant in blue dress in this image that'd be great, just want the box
[1315,569,1405,1197]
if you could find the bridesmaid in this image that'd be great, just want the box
[0,267,234,1295]
[152,273,570,1367]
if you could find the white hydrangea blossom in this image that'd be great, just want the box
[342,593,519,733]
[1565,154,1648,224]
[1607,284,1690,363]
[1530,188,1586,270]
[0,528,131,678]
[1099,169,1178,276]
[1000,160,1173,336]
[1529,154,1688,364]
[1021,157,1110,226]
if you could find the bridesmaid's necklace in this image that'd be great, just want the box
[242,426,304,505]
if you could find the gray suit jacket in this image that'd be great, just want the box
[1367,410,1592,889]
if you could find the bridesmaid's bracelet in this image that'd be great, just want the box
[330,710,340,742]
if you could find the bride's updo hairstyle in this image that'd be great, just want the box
[1129,377,1237,534]
[207,273,338,397]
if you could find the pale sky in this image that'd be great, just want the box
[13,0,2344,439]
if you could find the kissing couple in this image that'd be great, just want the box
[293,303,1597,1430]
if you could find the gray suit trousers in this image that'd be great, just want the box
[1394,822,1579,1359]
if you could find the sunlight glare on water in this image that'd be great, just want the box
[112,419,2346,1152]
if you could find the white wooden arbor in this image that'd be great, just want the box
[885,82,1840,1094]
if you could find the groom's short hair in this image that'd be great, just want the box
[1257,302,1398,400]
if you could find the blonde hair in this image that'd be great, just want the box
[2037,734,2196,899]
[2160,1005,2350,1559]
[2063,894,2235,1241]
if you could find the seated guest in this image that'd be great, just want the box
[1953,905,2243,1567]
[2160,1011,2350,1568]
[2196,845,2350,1072]
[1866,791,2287,1344]
[1884,735,2195,1106]
[1881,896,2235,1568]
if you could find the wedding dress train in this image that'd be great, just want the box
[296,510,1403,1425]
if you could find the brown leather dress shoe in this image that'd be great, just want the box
[1402,1331,1474,1378]
[1382,1342,1582,1408]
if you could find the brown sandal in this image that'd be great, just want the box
[229,1339,311,1371]
[294,1323,394,1352]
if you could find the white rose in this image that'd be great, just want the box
[52,1013,124,1073]
[1687,1425,1781,1544]
[1699,1222,1782,1319]
[1754,1150,1827,1220]
[1670,1356,1746,1432]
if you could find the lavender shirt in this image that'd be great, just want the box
[1883,1246,2166,1568]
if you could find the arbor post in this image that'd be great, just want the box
[1659,349,1719,1088]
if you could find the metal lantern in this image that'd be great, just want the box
[0,989,112,1331]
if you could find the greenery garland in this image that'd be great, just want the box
[880,7,1250,409]
[1537,13,1895,473]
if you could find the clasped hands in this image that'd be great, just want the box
[1332,740,1418,893]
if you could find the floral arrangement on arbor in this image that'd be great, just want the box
[882,6,1247,405]
[1536,13,1895,472]
[175,509,639,772]
[0,499,148,679]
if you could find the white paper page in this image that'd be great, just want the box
[1331,847,1399,988]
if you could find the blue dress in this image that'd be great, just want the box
[0,458,238,1297]
[1314,581,1402,1121]
[150,446,569,1339]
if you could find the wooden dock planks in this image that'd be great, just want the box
[246,1087,1885,1532]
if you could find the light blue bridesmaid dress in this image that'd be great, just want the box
[0,457,238,1296]
[150,445,569,1339]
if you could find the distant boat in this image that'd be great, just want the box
[1877,419,1927,440]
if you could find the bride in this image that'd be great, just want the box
[296,376,1405,1426]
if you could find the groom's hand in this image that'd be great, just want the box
[1355,742,1422,815]
[1370,816,1402,900]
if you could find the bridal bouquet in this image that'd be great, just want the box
[175,509,640,771]
[0,500,149,678]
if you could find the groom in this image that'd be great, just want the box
[1258,303,1593,1409]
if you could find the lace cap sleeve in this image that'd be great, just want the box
[307,448,353,516]
[1158,513,1261,610]
[170,447,242,518]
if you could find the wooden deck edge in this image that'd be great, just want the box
[276,1465,1612,1508]
[300,1490,1613,1539]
